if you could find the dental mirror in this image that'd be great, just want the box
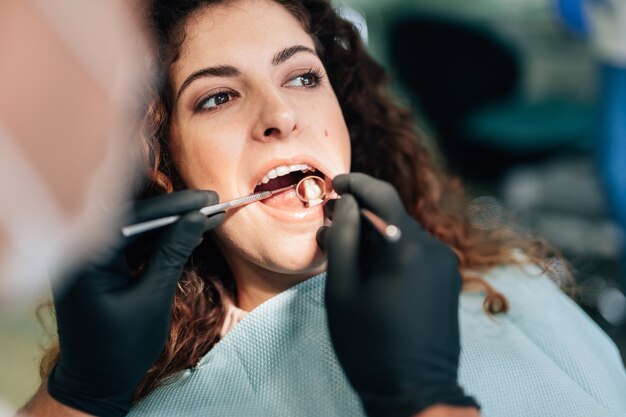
[296,175,326,207]
[296,175,402,242]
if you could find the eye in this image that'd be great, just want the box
[285,69,323,88]
[195,90,237,112]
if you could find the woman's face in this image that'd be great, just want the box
[168,0,351,290]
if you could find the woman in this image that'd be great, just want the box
[23,0,626,416]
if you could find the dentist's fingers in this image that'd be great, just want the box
[323,198,337,221]
[123,191,222,260]
[205,212,226,231]
[136,211,208,299]
[332,173,405,226]
[326,194,362,297]
[316,226,330,252]
[131,190,218,223]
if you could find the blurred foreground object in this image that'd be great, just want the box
[0,0,150,306]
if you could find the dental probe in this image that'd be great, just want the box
[359,209,402,242]
[296,176,402,243]
[122,184,296,237]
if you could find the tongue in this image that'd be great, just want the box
[262,187,306,210]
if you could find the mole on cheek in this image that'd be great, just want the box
[324,129,328,137]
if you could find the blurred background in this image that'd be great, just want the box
[1,0,624,410]
[337,0,626,362]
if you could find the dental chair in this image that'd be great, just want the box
[387,14,592,182]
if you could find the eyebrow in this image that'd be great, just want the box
[176,44,318,102]
[176,65,241,102]
[271,45,317,66]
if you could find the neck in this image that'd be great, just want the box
[226,257,326,311]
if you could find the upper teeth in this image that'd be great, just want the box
[258,163,315,185]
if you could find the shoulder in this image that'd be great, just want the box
[461,261,621,361]
[458,262,626,416]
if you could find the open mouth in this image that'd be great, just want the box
[253,163,327,210]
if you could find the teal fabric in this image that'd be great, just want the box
[129,264,626,417]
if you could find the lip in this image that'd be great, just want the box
[252,188,325,222]
[250,155,332,193]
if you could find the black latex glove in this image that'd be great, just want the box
[319,173,479,417]
[47,190,224,417]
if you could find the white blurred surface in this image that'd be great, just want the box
[0,0,149,306]
[585,0,626,65]
[0,0,150,409]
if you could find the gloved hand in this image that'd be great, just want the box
[47,190,224,417]
[319,173,479,417]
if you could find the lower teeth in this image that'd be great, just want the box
[305,199,323,208]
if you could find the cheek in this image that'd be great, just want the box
[169,128,237,190]
[214,211,325,274]
[214,219,256,258]
[325,103,352,168]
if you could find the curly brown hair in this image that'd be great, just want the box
[40,0,568,402]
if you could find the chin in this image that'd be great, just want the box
[263,237,327,276]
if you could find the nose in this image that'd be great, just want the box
[251,88,297,141]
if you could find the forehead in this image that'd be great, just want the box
[173,0,314,79]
